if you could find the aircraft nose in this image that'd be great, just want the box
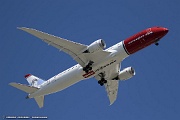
[163,27,169,34]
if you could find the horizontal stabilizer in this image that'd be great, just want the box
[9,82,39,94]
[104,80,119,105]
[34,96,44,108]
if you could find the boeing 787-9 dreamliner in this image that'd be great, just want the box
[10,26,168,108]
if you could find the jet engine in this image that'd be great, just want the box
[84,39,106,53]
[118,67,135,81]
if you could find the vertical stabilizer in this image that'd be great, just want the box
[25,74,45,88]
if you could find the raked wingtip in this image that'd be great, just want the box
[17,27,27,30]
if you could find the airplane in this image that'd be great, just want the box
[9,26,168,108]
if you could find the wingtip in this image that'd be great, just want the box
[17,27,27,30]
[17,27,22,29]
[17,27,37,33]
[9,82,15,86]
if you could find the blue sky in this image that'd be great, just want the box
[1,0,180,119]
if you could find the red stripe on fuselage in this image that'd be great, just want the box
[83,70,95,78]
[123,27,168,54]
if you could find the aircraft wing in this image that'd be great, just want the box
[18,27,88,67]
[95,63,120,105]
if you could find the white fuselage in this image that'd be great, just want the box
[28,41,129,98]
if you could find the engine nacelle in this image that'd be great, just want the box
[118,67,135,81]
[85,39,106,53]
